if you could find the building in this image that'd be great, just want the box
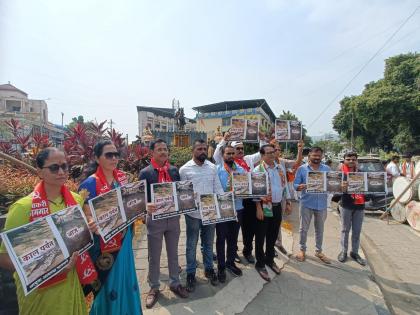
[193,99,277,139]
[137,105,204,147]
[137,106,196,136]
[0,83,65,145]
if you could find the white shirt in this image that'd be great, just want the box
[213,139,266,170]
[180,159,224,219]
[386,161,400,178]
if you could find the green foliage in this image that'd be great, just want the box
[169,146,192,168]
[312,140,344,155]
[333,53,420,153]
[65,115,85,130]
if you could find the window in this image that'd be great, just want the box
[222,117,231,126]
[6,100,21,112]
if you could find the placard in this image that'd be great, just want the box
[232,172,269,197]
[230,118,259,142]
[199,192,236,225]
[275,120,302,142]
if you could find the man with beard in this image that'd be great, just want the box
[294,147,332,264]
[215,145,245,282]
[337,152,366,266]
[140,139,188,308]
[271,139,304,256]
[180,139,224,292]
[213,131,266,264]
[253,144,291,281]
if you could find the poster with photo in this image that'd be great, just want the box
[367,172,387,194]
[275,120,302,142]
[289,120,303,141]
[306,171,326,193]
[152,181,197,220]
[50,205,93,255]
[347,172,367,194]
[216,192,237,222]
[232,172,269,197]
[275,120,289,141]
[175,180,197,213]
[326,172,343,193]
[1,205,93,295]
[88,189,126,242]
[199,194,219,225]
[230,118,246,141]
[199,192,236,225]
[245,119,259,142]
[121,180,147,225]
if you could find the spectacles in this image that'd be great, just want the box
[235,147,244,151]
[104,152,120,160]
[42,163,69,174]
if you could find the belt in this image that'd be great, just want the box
[272,202,282,206]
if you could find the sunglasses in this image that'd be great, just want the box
[104,152,120,160]
[42,163,69,174]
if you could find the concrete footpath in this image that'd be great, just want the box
[361,215,420,315]
[133,202,390,315]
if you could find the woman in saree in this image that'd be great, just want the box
[78,140,142,315]
[0,147,96,315]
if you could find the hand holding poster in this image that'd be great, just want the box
[88,189,126,242]
[199,192,236,225]
[275,120,302,142]
[306,171,326,193]
[151,180,197,220]
[232,172,269,197]
[0,205,93,295]
[230,118,260,142]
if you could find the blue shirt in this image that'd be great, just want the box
[294,163,331,211]
[217,163,245,211]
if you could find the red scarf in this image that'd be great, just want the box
[30,181,97,287]
[234,158,250,172]
[402,161,415,178]
[150,158,172,183]
[341,164,365,205]
[223,162,237,191]
[93,166,128,253]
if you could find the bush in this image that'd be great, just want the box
[169,146,192,168]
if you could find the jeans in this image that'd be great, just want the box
[185,215,215,275]
[255,204,282,268]
[299,205,327,252]
[340,206,364,254]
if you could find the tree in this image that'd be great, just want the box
[333,53,420,153]
[65,115,85,130]
[312,139,344,156]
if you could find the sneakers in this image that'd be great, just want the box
[338,251,347,263]
[186,274,196,292]
[315,251,332,264]
[226,263,243,277]
[205,269,218,286]
[350,252,366,266]
[217,268,226,283]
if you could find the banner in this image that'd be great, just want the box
[232,172,269,197]
[275,120,302,142]
[199,192,236,225]
[151,180,197,220]
[230,118,259,142]
[0,205,93,296]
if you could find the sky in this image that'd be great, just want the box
[0,0,419,141]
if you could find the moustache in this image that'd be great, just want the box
[197,153,207,162]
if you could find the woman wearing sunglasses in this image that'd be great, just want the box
[0,147,97,315]
[78,140,142,315]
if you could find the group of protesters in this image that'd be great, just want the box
[0,130,373,315]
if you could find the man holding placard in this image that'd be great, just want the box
[216,145,245,282]
[139,139,188,308]
[253,144,291,281]
[337,152,366,266]
[294,147,331,264]
[180,139,224,292]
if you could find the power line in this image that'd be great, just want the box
[308,5,420,128]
